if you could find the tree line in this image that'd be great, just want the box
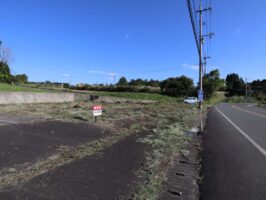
[0,39,264,100]
[249,79,266,101]
[0,61,28,84]
[114,70,266,101]
[0,42,28,84]
[116,77,160,87]
[95,69,225,98]
[1,57,265,101]
[225,73,266,99]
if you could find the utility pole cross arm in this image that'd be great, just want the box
[196,7,212,13]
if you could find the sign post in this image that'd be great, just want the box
[198,90,204,102]
[198,90,204,133]
[91,105,103,122]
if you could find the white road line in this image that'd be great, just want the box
[215,106,266,158]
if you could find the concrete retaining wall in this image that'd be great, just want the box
[0,92,74,104]
[0,92,154,105]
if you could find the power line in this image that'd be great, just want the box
[186,0,214,132]
[186,0,200,56]
[191,0,199,33]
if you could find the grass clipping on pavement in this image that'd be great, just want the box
[130,123,189,200]
[0,123,143,189]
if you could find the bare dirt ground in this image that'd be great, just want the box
[0,135,149,200]
[0,100,200,200]
[0,121,108,169]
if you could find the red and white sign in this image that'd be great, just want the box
[92,105,103,110]
[91,105,103,116]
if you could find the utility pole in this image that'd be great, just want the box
[245,78,248,102]
[199,0,203,111]
[196,0,212,111]
[186,0,213,132]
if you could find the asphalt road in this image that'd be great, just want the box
[201,103,266,200]
[0,115,147,200]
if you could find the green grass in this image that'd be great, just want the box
[0,83,49,92]
[205,92,255,105]
[225,96,258,104]
[205,91,227,105]
[86,91,181,102]
[5,83,182,102]
[0,83,182,102]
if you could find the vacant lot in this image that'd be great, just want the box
[0,99,200,200]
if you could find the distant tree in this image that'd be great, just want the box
[161,75,194,97]
[129,78,145,86]
[63,83,70,88]
[0,61,12,83]
[203,69,225,99]
[45,81,52,85]
[0,61,11,75]
[160,77,175,92]
[147,79,160,87]
[251,79,266,94]
[14,74,28,84]
[0,42,16,83]
[226,73,245,96]
[117,76,128,86]
[0,41,14,64]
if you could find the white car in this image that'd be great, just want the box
[184,97,198,104]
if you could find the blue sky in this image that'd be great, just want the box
[0,0,265,84]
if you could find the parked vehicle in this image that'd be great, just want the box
[184,97,198,104]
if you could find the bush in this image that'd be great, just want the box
[160,76,195,97]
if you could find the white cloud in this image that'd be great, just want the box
[190,65,199,71]
[182,63,199,71]
[182,63,221,74]
[89,70,117,76]
[62,73,71,78]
